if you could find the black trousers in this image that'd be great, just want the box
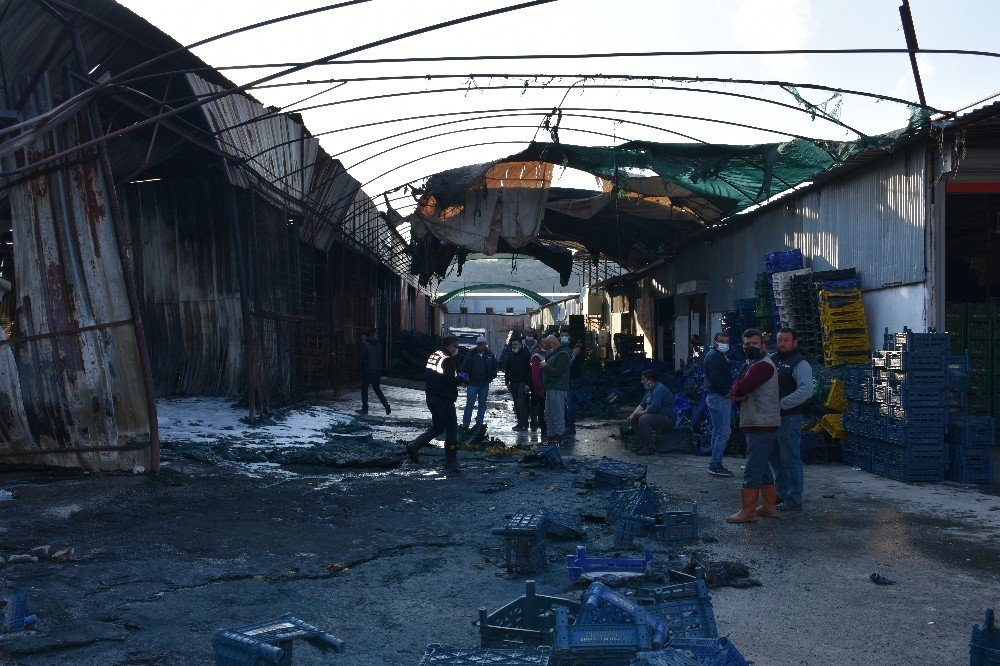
[412,394,458,447]
[508,381,530,427]
[361,372,389,410]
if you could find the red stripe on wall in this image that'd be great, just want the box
[946,182,1000,193]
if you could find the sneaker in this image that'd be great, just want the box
[708,463,734,477]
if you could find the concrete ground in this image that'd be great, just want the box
[0,376,998,665]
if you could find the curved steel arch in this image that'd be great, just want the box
[437,283,551,308]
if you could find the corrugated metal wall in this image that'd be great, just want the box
[667,147,928,310]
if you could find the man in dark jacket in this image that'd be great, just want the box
[504,335,532,431]
[540,335,573,446]
[769,328,814,511]
[406,336,464,470]
[461,337,498,429]
[703,332,734,477]
[359,330,391,415]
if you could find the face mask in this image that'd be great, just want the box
[744,345,763,360]
[560,336,569,344]
[716,343,730,353]
[511,345,521,352]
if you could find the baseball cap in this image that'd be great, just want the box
[476,336,487,344]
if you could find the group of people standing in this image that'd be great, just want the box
[704,327,813,523]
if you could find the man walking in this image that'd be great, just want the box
[625,370,677,455]
[726,328,781,524]
[504,335,532,431]
[770,328,813,511]
[539,334,572,446]
[704,332,734,477]
[406,336,464,470]
[461,337,498,430]
[358,330,391,415]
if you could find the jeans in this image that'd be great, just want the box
[742,430,777,489]
[706,393,732,465]
[771,413,805,503]
[412,394,458,448]
[361,372,389,411]
[463,384,490,425]
[508,382,529,427]
[544,389,567,438]
[634,413,673,451]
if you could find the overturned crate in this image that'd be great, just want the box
[614,507,700,549]
[592,457,648,490]
[478,580,581,648]
[212,614,345,666]
[539,508,586,540]
[552,606,652,666]
[577,583,667,649]
[567,546,653,583]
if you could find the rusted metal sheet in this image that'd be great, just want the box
[0,71,149,471]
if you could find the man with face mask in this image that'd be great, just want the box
[704,332,735,477]
[769,328,813,511]
[625,370,678,455]
[726,328,781,523]
[504,334,532,431]
[406,336,465,470]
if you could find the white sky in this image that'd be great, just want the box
[117,0,1000,213]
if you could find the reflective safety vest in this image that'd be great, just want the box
[425,349,458,400]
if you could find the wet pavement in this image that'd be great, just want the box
[0,375,998,664]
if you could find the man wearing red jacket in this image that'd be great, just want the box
[726,328,781,524]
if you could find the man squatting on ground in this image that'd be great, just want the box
[770,327,814,510]
[625,370,678,455]
[504,335,532,431]
[539,334,573,446]
[406,336,464,470]
[358,330,391,415]
[460,336,498,430]
[727,328,781,523]
[703,332,735,478]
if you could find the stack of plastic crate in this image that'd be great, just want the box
[841,362,879,473]
[771,268,812,331]
[868,330,950,482]
[764,250,804,338]
[753,273,774,335]
[789,272,822,359]
[818,277,870,366]
[947,415,995,484]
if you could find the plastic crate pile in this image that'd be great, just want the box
[771,267,812,333]
[818,276,870,366]
[763,249,804,337]
[753,272,775,336]
[843,330,950,482]
[947,414,995,484]
[606,486,699,549]
[970,608,1000,666]
[614,334,646,361]
[789,271,822,359]
[946,301,1000,439]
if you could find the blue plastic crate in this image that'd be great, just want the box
[650,508,700,546]
[881,421,946,447]
[879,350,946,372]
[878,403,948,427]
[948,415,996,446]
[578,583,668,648]
[552,606,652,666]
[606,486,661,524]
[493,513,548,574]
[539,509,586,540]
[614,515,647,549]
[970,609,1000,666]
[421,644,553,665]
[593,458,648,490]
[479,581,581,649]
[764,249,803,273]
[946,446,994,484]
[0,589,36,633]
[567,547,654,583]
[874,384,945,408]
[663,637,751,666]
[642,595,719,640]
[883,328,950,354]
[213,614,344,666]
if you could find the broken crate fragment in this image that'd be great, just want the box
[520,445,563,468]
[578,582,668,649]
[634,637,751,666]
[1,589,37,632]
[869,573,896,586]
[538,508,585,540]
[212,613,344,666]
[420,644,551,664]
[478,580,581,648]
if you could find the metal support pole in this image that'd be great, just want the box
[899,0,927,108]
